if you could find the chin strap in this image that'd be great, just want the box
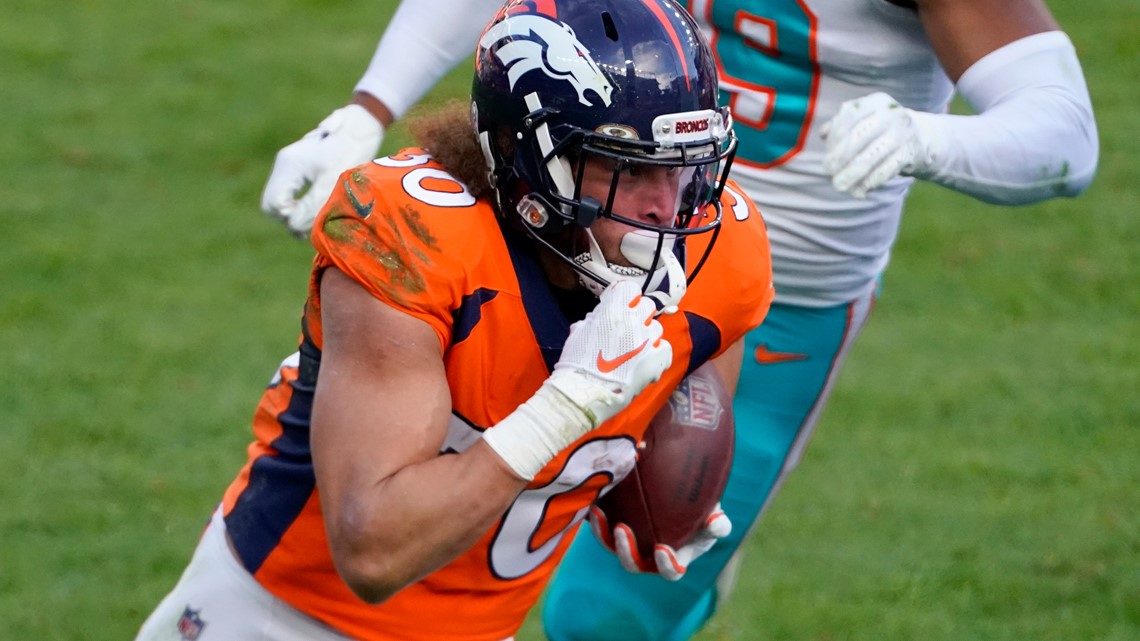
[574,230,687,314]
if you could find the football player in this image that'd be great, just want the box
[133,2,773,640]
[258,0,1099,640]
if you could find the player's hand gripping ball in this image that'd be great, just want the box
[592,361,734,578]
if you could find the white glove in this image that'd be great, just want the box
[820,91,934,199]
[548,280,673,428]
[260,104,384,238]
[483,280,672,479]
[589,502,731,581]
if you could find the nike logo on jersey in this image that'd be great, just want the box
[754,343,808,364]
[344,177,374,218]
[597,339,650,373]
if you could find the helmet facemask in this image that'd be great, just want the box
[507,103,736,312]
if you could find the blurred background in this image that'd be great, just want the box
[1,0,1136,639]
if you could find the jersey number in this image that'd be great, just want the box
[689,0,819,168]
[374,153,476,208]
[488,437,636,579]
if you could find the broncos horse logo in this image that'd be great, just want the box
[479,14,614,108]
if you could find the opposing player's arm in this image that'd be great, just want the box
[823,0,1097,203]
[261,0,505,236]
[352,0,505,120]
[312,267,527,604]
[913,0,1057,80]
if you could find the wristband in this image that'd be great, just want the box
[482,383,593,481]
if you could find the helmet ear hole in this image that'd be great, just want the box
[576,197,602,227]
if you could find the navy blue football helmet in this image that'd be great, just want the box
[472,0,736,308]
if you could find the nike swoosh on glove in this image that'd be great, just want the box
[260,104,384,238]
[547,280,673,429]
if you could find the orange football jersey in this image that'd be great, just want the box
[219,149,773,641]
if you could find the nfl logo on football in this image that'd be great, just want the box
[671,376,723,430]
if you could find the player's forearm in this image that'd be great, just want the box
[331,378,606,602]
[349,91,395,128]
[327,441,525,604]
[911,31,1098,204]
[353,0,504,120]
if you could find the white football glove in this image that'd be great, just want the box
[547,280,673,428]
[820,91,935,199]
[589,501,731,581]
[483,280,672,480]
[260,104,384,238]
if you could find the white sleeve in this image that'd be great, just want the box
[353,0,505,120]
[909,31,1099,205]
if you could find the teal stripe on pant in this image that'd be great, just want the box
[543,300,865,641]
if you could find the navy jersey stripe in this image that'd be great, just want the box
[684,311,722,375]
[452,288,499,346]
[225,337,320,574]
[504,232,571,373]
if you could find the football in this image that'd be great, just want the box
[595,361,735,569]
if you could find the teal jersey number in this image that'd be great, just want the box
[694,0,819,168]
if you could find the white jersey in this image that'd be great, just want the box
[689,0,954,306]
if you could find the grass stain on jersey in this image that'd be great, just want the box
[365,251,423,309]
[321,206,361,243]
[359,211,436,306]
[318,205,422,306]
[399,205,439,251]
[319,180,447,307]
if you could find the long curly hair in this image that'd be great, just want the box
[406,100,493,199]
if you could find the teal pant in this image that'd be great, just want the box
[543,299,871,641]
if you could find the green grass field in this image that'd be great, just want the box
[2,1,1137,639]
